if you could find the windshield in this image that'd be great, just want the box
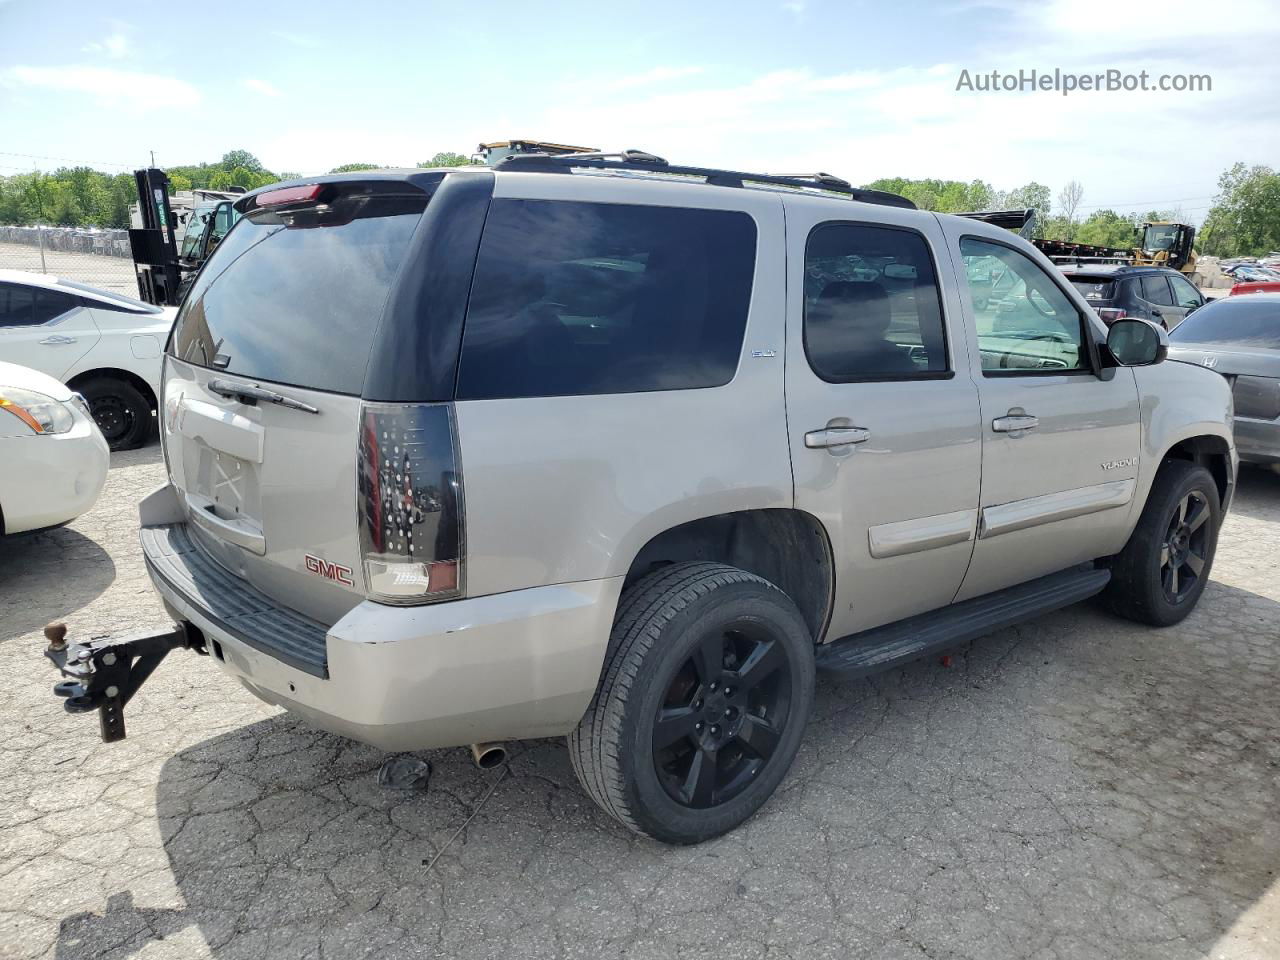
[169,187,429,394]
[179,210,211,258]
[1143,225,1179,252]
[1169,298,1280,347]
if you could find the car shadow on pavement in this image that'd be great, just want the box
[1227,464,1280,522]
[0,528,114,643]
[49,578,1280,960]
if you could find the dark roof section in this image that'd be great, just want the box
[496,150,917,209]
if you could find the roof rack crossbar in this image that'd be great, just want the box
[495,151,916,209]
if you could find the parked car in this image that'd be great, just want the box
[1168,294,1280,473]
[1058,264,1205,329]
[0,360,108,534]
[1224,264,1280,283]
[1229,281,1280,296]
[46,157,1236,844]
[0,270,175,449]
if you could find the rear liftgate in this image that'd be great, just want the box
[42,621,203,742]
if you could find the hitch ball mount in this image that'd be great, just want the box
[43,620,204,742]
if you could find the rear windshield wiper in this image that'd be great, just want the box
[208,378,320,414]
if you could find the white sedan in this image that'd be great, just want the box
[0,270,175,450]
[0,360,109,535]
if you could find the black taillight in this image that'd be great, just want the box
[357,402,464,604]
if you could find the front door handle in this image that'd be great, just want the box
[39,334,77,345]
[805,426,871,448]
[992,414,1039,433]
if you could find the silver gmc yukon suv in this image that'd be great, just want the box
[45,152,1237,844]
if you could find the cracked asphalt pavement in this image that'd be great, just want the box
[2,446,1278,960]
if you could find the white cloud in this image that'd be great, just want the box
[607,66,705,91]
[242,77,282,98]
[82,31,130,58]
[1,65,200,110]
[782,0,806,14]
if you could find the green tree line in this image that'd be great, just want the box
[0,149,472,229]
[4,150,1276,257]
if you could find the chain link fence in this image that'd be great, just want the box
[0,225,139,297]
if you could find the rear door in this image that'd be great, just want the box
[1140,273,1177,328]
[942,224,1141,602]
[784,198,982,639]
[0,282,100,378]
[162,180,433,625]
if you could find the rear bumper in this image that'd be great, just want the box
[1235,417,1280,465]
[139,507,621,751]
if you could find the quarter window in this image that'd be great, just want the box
[959,238,1089,373]
[802,223,948,381]
[456,199,757,400]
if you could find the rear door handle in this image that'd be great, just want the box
[39,334,76,345]
[992,414,1039,433]
[805,426,871,448]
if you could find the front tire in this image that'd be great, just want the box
[568,562,815,844]
[78,377,152,451]
[1103,460,1221,626]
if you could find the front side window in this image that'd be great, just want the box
[1169,274,1203,308]
[456,199,757,400]
[1141,275,1175,306]
[959,237,1089,373]
[802,223,948,381]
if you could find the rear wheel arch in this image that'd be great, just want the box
[620,508,834,644]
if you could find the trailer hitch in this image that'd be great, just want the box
[42,621,204,742]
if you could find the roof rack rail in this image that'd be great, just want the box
[495,150,916,209]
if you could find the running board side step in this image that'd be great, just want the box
[815,566,1111,676]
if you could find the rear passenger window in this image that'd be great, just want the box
[456,199,757,400]
[1141,275,1175,306]
[802,223,948,381]
[0,284,77,327]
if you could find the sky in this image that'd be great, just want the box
[1,0,1277,224]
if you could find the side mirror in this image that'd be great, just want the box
[1106,317,1168,367]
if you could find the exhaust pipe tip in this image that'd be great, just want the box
[469,742,507,769]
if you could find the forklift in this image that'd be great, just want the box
[127,168,242,306]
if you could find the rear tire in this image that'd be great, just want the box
[568,562,815,844]
[78,377,152,451]
[1102,461,1221,626]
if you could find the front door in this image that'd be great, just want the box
[943,228,1142,602]
[784,198,982,640]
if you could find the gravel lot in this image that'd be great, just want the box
[0,241,137,297]
[1,448,1278,960]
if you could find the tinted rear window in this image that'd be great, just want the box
[1069,278,1115,300]
[455,199,757,400]
[1169,298,1280,347]
[169,187,428,395]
